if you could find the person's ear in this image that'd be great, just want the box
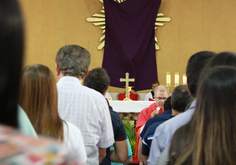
[82,70,89,80]
[102,90,108,97]
[186,77,191,94]
[55,63,60,76]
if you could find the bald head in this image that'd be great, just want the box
[154,85,169,109]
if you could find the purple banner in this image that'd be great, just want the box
[102,0,161,91]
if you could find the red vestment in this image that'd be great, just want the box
[134,103,163,161]
[135,103,157,134]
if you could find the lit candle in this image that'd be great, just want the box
[183,74,187,85]
[166,72,171,87]
[175,72,179,87]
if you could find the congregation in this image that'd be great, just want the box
[2,0,236,165]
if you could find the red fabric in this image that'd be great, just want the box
[118,92,139,101]
[135,103,157,134]
[159,109,164,114]
[134,128,141,162]
[149,98,154,101]
[134,103,163,162]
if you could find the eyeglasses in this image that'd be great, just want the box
[154,96,167,100]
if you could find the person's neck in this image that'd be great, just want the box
[172,109,182,116]
[57,74,81,81]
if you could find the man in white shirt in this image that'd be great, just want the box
[144,80,159,101]
[55,45,114,165]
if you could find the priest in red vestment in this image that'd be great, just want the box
[134,85,169,162]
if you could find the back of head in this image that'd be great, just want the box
[196,66,236,164]
[56,45,91,79]
[0,0,24,128]
[196,66,236,125]
[19,64,63,140]
[201,52,236,77]
[164,96,172,111]
[186,51,215,97]
[171,85,192,112]
[83,68,110,95]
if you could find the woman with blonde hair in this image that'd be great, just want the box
[19,64,87,165]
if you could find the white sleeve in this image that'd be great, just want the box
[97,98,114,148]
[144,92,152,101]
[64,122,87,165]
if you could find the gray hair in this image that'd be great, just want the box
[56,45,91,79]
[154,85,169,95]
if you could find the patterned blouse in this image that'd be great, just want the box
[0,125,79,165]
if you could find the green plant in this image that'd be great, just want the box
[122,120,136,157]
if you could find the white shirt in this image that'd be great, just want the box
[57,76,114,165]
[63,121,87,165]
[144,91,154,101]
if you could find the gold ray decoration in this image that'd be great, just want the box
[86,1,171,50]
[100,34,105,41]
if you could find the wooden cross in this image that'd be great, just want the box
[120,72,135,98]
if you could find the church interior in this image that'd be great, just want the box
[19,0,236,96]
[3,0,236,164]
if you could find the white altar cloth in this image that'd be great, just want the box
[109,101,155,113]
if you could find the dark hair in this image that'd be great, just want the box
[83,68,110,94]
[0,0,24,128]
[169,66,236,165]
[19,64,64,141]
[201,51,236,78]
[56,45,91,79]
[152,80,159,85]
[186,51,215,97]
[171,85,192,112]
[163,96,172,111]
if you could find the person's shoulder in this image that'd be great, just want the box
[144,92,152,99]
[147,121,163,135]
[65,121,81,133]
[142,102,156,111]
[110,110,124,128]
[110,110,120,119]
[78,84,107,102]
[156,107,195,135]
[145,116,157,126]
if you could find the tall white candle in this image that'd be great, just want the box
[175,72,179,87]
[166,72,171,87]
[183,74,187,85]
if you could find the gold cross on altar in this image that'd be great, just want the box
[120,72,135,99]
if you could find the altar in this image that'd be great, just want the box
[108,100,155,127]
[109,100,155,113]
